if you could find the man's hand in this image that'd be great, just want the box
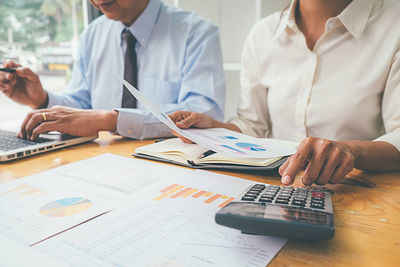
[0,60,48,109]
[18,106,118,140]
[279,137,356,186]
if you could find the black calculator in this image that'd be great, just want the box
[215,184,334,240]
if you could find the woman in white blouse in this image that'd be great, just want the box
[169,0,400,186]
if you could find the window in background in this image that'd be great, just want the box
[0,0,87,123]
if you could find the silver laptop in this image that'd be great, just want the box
[0,129,97,162]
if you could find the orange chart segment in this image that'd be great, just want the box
[154,184,234,208]
[39,198,92,217]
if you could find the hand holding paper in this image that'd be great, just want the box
[120,79,295,158]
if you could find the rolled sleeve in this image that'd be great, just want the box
[374,50,400,152]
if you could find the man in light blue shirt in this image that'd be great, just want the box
[0,0,225,140]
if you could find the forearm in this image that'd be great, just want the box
[98,110,118,132]
[341,140,400,171]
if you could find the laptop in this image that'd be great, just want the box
[0,129,97,162]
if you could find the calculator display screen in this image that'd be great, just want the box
[231,204,328,225]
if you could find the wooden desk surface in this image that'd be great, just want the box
[1,132,399,266]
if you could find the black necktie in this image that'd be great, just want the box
[121,29,138,108]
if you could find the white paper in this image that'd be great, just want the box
[0,154,174,246]
[121,79,296,158]
[0,172,124,246]
[0,235,69,267]
[35,159,288,267]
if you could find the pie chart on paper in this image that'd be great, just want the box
[235,142,266,152]
[39,197,92,217]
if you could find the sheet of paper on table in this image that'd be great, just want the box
[34,153,288,267]
[0,235,69,267]
[0,153,180,246]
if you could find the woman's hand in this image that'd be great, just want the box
[279,137,356,186]
[168,111,219,143]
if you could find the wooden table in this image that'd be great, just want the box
[1,132,399,266]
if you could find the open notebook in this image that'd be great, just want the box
[134,138,298,171]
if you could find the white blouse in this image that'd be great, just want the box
[230,0,400,152]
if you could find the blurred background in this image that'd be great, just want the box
[0,0,290,124]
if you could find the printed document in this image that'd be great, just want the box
[0,154,173,246]
[0,235,69,267]
[121,79,295,158]
[35,154,288,267]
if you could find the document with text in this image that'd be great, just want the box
[35,155,288,267]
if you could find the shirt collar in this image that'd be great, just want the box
[273,0,374,41]
[119,0,161,47]
[272,0,298,41]
[337,0,374,39]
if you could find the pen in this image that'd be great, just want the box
[0,61,17,73]
[200,150,216,159]
[0,68,16,73]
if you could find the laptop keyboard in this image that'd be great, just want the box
[0,130,53,151]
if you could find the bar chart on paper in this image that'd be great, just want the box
[154,184,235,208]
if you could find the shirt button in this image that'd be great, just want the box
[127,129,133,135]
[327,21,335,30]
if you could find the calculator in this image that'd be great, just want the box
[215,184,334,240]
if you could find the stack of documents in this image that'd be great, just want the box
[0,154,288,266]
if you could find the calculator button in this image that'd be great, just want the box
[260,197,274,201]
[262,194,276,199]
[311,198,325,203]
[244,193,258,197]
[266,189,279,193]
[291,201,306,207]
[282,186,294,190]
[259,198,273,203]
[293,197,306,202]
[241,197,256,201]
[274,199,290,204]
[310,203,325,209]
[251,184,266,189]
[247,191,262,196]
[267,185,280,189]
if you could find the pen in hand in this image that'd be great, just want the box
[0,61,17,73]
[0,68,16,73]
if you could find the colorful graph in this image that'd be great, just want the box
[39,197,92,217]
[219,136,238,140]
[235,142,266,152]
[154,184,234,208]
[218,144,246,154]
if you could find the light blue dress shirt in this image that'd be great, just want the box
[46,0,225,139]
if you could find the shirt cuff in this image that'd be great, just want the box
[374,129,400,152]
[46,90,61,108]
[115,108,174,139]
[115,108,145,139]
